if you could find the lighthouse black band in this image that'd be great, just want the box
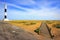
[5,9,7,12]
[4,15,7,18]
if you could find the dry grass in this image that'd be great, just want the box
[8,20,60,40]
[9,20,42,33]
[9,20,60,33]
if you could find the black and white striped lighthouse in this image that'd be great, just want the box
[4,3,9,21]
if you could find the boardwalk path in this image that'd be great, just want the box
[0,21,37,40]
[38,22,60,40]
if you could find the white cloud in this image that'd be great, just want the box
[13,0,35,5]
[7,6,60,20]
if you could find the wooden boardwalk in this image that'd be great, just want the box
[39,22,54,38]
[38,22,60,40]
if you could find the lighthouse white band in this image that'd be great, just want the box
[5,13,7,15]
[4,4,7,9]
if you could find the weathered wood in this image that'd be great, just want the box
[39,22,54,39]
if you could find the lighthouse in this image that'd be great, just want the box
[4,3,9,21]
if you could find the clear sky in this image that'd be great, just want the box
[0,0,60,20]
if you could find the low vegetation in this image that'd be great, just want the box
[53,24,60,28]
[24,22,36,25]
[10,20,36,25]
[34,27,40,34]
[46,21,54,24]
[9,20,60,34]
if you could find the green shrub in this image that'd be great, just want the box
[24,22,36,25]
[24,23,30,25]
[30,23,36,25]
[34,27,40,34]
[53,24,60,28]
[46,21,53,24]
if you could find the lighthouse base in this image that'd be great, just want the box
[4,19,9,21]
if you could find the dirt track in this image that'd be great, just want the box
[0,21,60,40]
[0,21,38,40]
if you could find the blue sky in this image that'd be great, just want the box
[0,0,60,20]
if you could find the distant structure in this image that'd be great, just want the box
[3,3,9,21]
[39,22,54,39]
